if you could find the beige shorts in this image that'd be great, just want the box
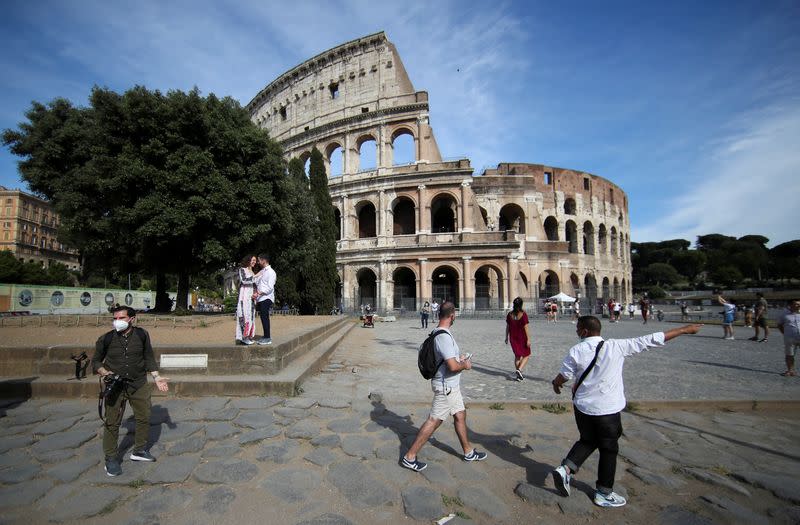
[786,340,800,357]
[430,385,465,420]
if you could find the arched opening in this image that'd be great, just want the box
[392,130,415,165]
[326,143,344,177]
[598,224,607,254]
[519,271,529,298]
[620,233,626,261]
[431,194,457,233]
[621,278,627,303]
[358,136,377,171]
[499,203,525,234]
[357,268,377,309]
[613,277,621,301]
[432,266,459,307]
[393,267,416,311]
[564,198,576,215]
[565,220,578,253]
[539,270,560,298]
[474,265,503,310]
[300,152,311,178]
[583,221,595,255]
[584,274,598,313]
[570,273,581,298]
[392,197,415,235]
[356,201,376,238]
[544,216,559,241]
[334,208,342,240]
[479,207,490,230]
[602,277,611,302]
[610,227,618,256]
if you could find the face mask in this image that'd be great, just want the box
[113,319,129,332]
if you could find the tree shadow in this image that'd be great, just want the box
[0,377,36,417]
[685,360,776,376]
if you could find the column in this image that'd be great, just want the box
[507,257,518,308]
[378,260,388,313]
[460,180,472,232]
[377,124,385,168]
[461,256,473,311]
[341,194,349,240]
[378,190,386,238]
[417,185,427,233]
[418,258,430,303]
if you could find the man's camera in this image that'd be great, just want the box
[101,374,126,405]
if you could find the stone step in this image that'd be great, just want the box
[0,320,356,398]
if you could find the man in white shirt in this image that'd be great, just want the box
[255,254,277,345]
[550,316,702,508]
[401,301,487,472]
[777,299,800,376]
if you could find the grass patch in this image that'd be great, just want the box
[198,320,208,328]
[541,403,568,414]
[127,478,145,489]
[99,501,118,515]
[441,494,464,507]
[625,402,641,413]
[489,403,505,411]
[529,404,538,411]
[751,400,758,411]
[294,385,305,396]
[711,465,731,476]
[455,511,472,520]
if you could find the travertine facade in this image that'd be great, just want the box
[248,32,631,313]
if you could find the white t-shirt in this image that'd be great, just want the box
[559,333,666,416]
[256,265,276,303]
[780,311,800,342]
[432,328,461,390]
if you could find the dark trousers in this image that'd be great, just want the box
[257,299,273,338]
[421,313,429,328]
[103,382,151,459]
[563,409,622,493]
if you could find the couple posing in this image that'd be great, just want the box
[236,253,276,345]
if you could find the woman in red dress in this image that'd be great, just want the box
[505,297,531,381]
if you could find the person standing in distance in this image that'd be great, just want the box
[550,316,702,508]
[92,306,169,477]
[777,299,800,376]
[750,292,770,343]
[401,301,488,471]
[255,253,277,345]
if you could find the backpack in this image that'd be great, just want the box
[418,328,450,379]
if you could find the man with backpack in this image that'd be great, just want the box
[550,316,702,508]
[92,306,169,477]
[401,301,487,472]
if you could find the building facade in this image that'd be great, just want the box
[0,186,80,270]
[247,32,631,313]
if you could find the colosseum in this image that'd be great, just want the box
[247,32,631,314]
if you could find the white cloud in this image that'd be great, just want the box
[632,100,800,247]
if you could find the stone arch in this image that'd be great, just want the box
[479,206,490,230]
[564,197,576,215]
[392,196,416,235]
[565,220,578,253]
[539,270,560,298]
[334,208,342,240]
[431,193,458,233]
[355,200,377,238]
[499,203,525,234]
[392,266,417,311]
[474,264,504,310]
[432,265,460,307]
[602,276,611,302]
[598,224,607,254]
[621,278,627,303]
[357,134,377,172]
[298,151,312,178]
[356,267,377,309]
[613,277,621,301]
[391,127,416,165]
[569,273,581,297]
[518,270,530,299]
[544,216,559,241]
[325,142,344,177]
[610,226,618,256]
[584,274,598,313]
[583,221,595,255]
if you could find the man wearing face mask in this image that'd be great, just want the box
[92,306,169,476]
[550,316,702,508]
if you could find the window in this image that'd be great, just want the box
[279,106,287,121]
[610,189,614,204]
[361,107,369,113]
[583,178,590,190]
[544,172,552,185]
[329,82,339,99]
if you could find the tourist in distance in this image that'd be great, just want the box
[420,301,431,329]
[627,302,635,319]
[254,253,277,345]
[680,301,689,322]
[430,299,440,320]
[401,301,487,472]
[550,316,702,508]
[551,301,559,322]
[777,299,800,376]
[750,292,770,343]
[505,297,531,381]
[92,306,169,476]
[717,293,736,340]
[639,294,650,324]
[572,299,581,323]
[235,254,259,345]
[613,300,622,322]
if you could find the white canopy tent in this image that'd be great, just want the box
[548,292,577,303]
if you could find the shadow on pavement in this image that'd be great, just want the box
[118,403,177,456]
[684,360,776,376]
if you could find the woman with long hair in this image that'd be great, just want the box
[505,297,531,381]
[235,254,258,345]
[420,301,431,329]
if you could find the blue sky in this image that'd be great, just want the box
[1,0,798,246]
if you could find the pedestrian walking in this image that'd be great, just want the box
[777,299,800,376]
[639,295,650,324]
[401,301,487,471]
[550,316,702,508]
[717,294,736,340]
[750,292,770,343]
[420,301,431,329]
[505,297,531,381]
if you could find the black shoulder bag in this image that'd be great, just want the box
[572,340,605,400]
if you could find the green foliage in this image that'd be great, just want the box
[488,403,505,410]
[709,265,744,288]
[0,250,76,285]
[541,403,568,414]
[304,147,338,313]
[441,494,464,507]
[642,262,682,286]
[643,285,667,299]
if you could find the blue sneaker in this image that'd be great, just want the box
[130,450,156,462]
[104,458,122,476]
[463,449,487,461]
[400,456,427,472]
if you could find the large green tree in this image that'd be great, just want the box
[305,147,338,313]
[3,86,290,310]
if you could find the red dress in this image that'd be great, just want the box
[507,311,530,358]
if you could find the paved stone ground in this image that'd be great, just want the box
[1,318,799,524]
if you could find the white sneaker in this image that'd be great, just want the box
[594,491,626,507]
[242,338,255,345]
[552,465,571,497]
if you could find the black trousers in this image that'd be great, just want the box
[563,408,622,493]
[257,299,273,338]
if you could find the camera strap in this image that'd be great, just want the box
[572,340,605,400]
[98,376,127,423]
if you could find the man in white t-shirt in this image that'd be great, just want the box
[401,301,487,472]
[255,254,277,345]
[778,299,800,376]
[550,316,702,508]
[430,299,440,320]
